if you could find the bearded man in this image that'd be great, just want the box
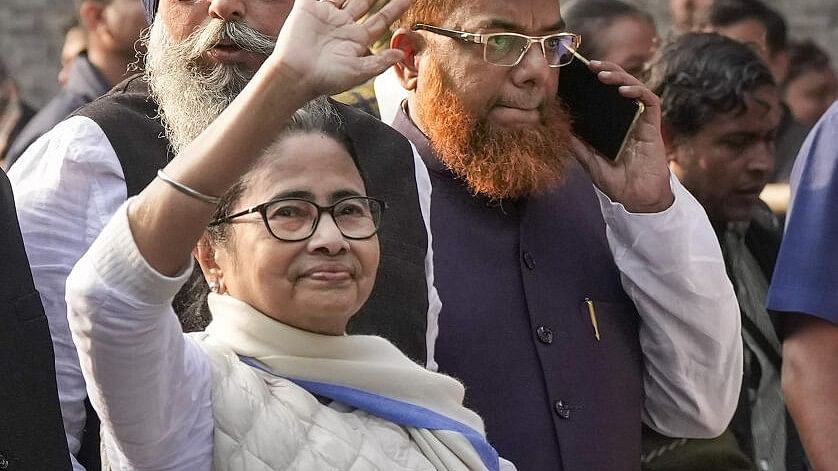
[385,0,744,469]
[8,0,435,469]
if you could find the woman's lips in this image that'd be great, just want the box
[300,264,354,282]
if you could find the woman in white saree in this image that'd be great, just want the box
[65,0,514,469]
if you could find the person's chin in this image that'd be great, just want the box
[724,199,760,223]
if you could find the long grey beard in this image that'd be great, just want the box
[142,19,276,154]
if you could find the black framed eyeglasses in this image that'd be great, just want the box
[412,24,581,68]
[209,196,386,242]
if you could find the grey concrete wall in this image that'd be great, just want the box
[1,0,837,108]
[0,1,75,108]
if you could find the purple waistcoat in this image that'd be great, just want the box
[393,110,643,471]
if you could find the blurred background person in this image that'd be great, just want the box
[0,58,36,166]
[707,0,809,214]
[645,32,807,471]
[564,0,658,78]
[669,0,713,34]
[58,21,88,89]
[707,0,789,83]
[783,39,837,128]
[4,0,147,169]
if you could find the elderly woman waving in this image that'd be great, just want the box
[65,0,514,469]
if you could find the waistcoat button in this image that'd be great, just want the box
[522,251,536,270]
[554,400,572,419]
[536,326,554,344]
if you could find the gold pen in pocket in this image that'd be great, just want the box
[585,298,601,341]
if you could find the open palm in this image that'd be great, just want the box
[271,0,409,98]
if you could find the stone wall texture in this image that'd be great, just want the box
[1,0,837,108]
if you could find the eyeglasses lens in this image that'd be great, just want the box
[486,35,529,65]
[265,200,318,240]
[265,198,382,241]
[332,198,381,239]
[544,36,577,66]
[485,34,576,66]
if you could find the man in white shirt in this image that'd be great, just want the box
[383,0,744,469]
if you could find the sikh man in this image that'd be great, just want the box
[385,0,744,469]
[8,0,435,468]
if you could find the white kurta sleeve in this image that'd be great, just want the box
[8,116,128,470]
[595,173,743,438]
[66,200,214,470]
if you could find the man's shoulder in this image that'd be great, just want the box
[330,98,411,147]
[74,74,158,125]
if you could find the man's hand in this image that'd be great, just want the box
[269,0,410,99]
[570,60,674,213]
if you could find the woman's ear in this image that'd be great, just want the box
[391,28,421,91]
[195,234,220,280]
[195,234,230,294]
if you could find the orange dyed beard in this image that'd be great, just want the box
[415,58,574,200]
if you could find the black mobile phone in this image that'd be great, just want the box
[558,50,644,161]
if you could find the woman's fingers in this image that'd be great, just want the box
[358,0,410,42]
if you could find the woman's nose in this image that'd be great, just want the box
[307,213,349,255]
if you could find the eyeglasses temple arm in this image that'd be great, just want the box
[412,24,485,45]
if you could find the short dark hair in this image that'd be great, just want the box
[784,39,833,88]
[563,0,654,60]
[708,0,788,55]
[646,32,775,140]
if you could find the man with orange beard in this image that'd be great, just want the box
[387,0,744,469]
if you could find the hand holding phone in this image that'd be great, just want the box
[558,50,644,161]
[559,54,673,213]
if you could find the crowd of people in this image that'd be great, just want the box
[0,0,836,470]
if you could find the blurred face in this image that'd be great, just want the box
[714,19,769,62]
[58,26,87,87]
[101,0,148,57]
[212,133,380,335]
[159,0,291,75]
[407,0,574,198]
[599,15,658,78]
[670,0,713,32]
[669,86,781,227]
[784,67,838,127]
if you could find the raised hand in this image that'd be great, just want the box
[570,60,674,213]
[270,0,410,98]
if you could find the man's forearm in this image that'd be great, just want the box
[782,314,838,470]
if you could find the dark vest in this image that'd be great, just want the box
[393,109,643,471]
[71,75,431,466]
[0,172,72,471]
